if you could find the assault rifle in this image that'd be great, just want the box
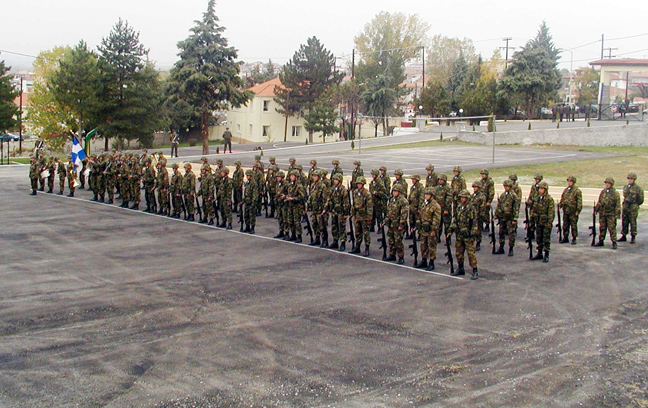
[346,183,356,248]
[213,197,220,226]
[377,215,387,260]
[195,195,203,221]
[556,206,563,242]
[409,227,419,266]
[320,212,329,245]
[302,207,314,244]
[590,201,597,246]
[524,202,534,260]
[239,202,246,232]
[180,193,187,220]
[445,233,455,275]
[490,207,496,254]
[263,189,269,218]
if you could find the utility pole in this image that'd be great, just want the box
[421,46,425,91]
[604,47,618,59]
[500,37,513,69]
[18,76,23,154]
[601,34,604,60]
[351,49,355,141]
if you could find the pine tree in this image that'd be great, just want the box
[167,0,251,154]
[304,93,340,143]
[0,60,19,133]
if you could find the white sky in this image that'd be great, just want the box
[2,0,648,72]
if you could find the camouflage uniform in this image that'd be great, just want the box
[142,160,157,212]
[469,181,486,249]
[308,171,330,245]
[129,159,142,208]
[350,178,373,255]
[324,174,350,250]
[621,173,644,242]
[56,159,67,194]
[232,161,244,210]
[433,175,453,236]
[596,178,620,246]
[307,160,319,191]
[103,156,117,203]
[284,171,305,241]
[273,172,287,237]
[509,174,522,199]
[266,166,278,217]
[370,169,389,227]
[199,169,215,223]
[392,169,408,194]
[408,176,424,233]
[425,165,438,189]
[448,190,480,276]
[79,157,88,189]
[29,158,39,194]
[379,166,390,192]
[351,161,364,189]
[559,176,582,242]
[183,164,196,219]
[417,188,442,269]
[479,169,495,229]
[331,160,343,178]
[66,160,76,196]
[46,158,56,193]
[385,185,409,262]
[218,169,233,228]
[495,180,520,252]
[451,166,466,205]
[118,159,131,207]
[170,165,184,218]
[156,163,170,215]
[531,182,555,259]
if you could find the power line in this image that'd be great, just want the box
[617,47,648,57]
[0,49,38,59]
[607,32,648,41]
[564,39,601,51]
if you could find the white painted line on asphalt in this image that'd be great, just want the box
[40,193,465,281]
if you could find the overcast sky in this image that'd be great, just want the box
[2,0,648,72]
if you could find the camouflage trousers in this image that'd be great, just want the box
[30,177,38,192]
[39,177,45,189]
[562,211,579,239]
[310,209,327,241]
[67,176,75,194]
[172,194,183,216]
[353,217,371,247]
[498,219,517,247]
[184,193,195,216]
[275,203,285,232]
[158,189,169,213]
[59,177,65,193]
[455,236,478,268]
[475,212,484,244]
[482,203,492,228]
[95,175,105,196]
[233,185,243,209]
[599,214,618,243]
[409,210,419,233]
[387,226,405,257]
[535,224,552,252]
[144,183,156,209]
[79,171,86,188]
[201,197,213,220]
[105,176,116,200]
[220,199,233,225]
[48,176,55,192]
[372,200,385,226]
[420,233,438,260]
[130,180,140,204]
[286,203,302,236]
[622,204,639,236]
[438,213,452,237]
[89,174,98,194]
[330,213,346,243]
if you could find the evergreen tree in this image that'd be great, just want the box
[167,0,251,154]
[0,60,19,133]
[418,80,451,117]
[446,53,469,112]
[361,74,399,137]
[304,93,340,142]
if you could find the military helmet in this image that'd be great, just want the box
[627,172,637,180]
[277,171,285,178]
[438,174,448,182]
[509,174,518,181]
[252,162,258,168]
[234,160,241,166]
[332,173,343,182]
[216,159,223,164]
[289,157,296,163]
[392,184,405,194]
[567,176,577,183]
[480,168,489,175]
[356,176,366,185]
[453,166,462,172]
[503,179,513,187]
[269,156,276,161]
[424,187,434,195]
[296,164,303,170]
[184,163,192,169]
[353,160,361,166]
[310,159,317,165]
[172,163,179,169]
[394,168,403,176]
[538,181,549,189]
[311,170,321,178]
[321,169,328,176]
[458,189,470,199]
[245,169,254,176]
[270,165,279,172]
[534,173,543,180]
[201,163,211,171]
[254,154,261,160]
[220,167,230,175]
[411,174,421,181]
[379,166,387,172]
[472,180,481,188]
[371,169,379,176]
[425,164,434,171]
[332,159,340,165]
[604,177,615,185]
[201,156,208,162]
[289,170,299,178]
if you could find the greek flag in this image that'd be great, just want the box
[71,136,87,171]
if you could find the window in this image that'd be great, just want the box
[291,126,301,137]
[249,124,253,136]
[263,100,270,111]
[263,125,271,137]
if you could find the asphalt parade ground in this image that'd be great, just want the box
[1,143,647,407]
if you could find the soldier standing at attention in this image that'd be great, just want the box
[232,161,243,211]
[392,169,408,193]
[434,174,453,238]
[595,177,620,249]
[415,187,442,270]
[218,167,233,229]
[479,169,495,232]
[222,127,233,153]
[527,174,543,208]
[170,163,184,218]
[274,171,287,239]
[448,190,480,279]
[349,177,373,257]
[308,170,329,247]
[370,169,388,231]
[308,160,319,191]
[56,157,67,195]
[324,173,350,251]
[379,166,390,192]
[142,158,157,213]
[620,173,643,244]
[558,176,582,245]
[129,157,142,210]
[198,166,214,224]
[183,163,196,221]
[425,164,438,189]
[351,160,364,189]
[470,181,486,251]
[509,174,522,199]
[155,161,170,216]
[104,155,117,204]
[408,175,424,239]
[46,156,56,194]
[494,180,520,256]
[66,157,76,197]
[79,157,88,189]
[451,166,466,205]
[288,157,297,171]
[29,156,39,195]
[331,160,343,177]
[383,184,409,264]
[284,170,305,242]
[268,156,277,167]
[119,156,131,208]
[266,165,278,218]
[531,181,555,261]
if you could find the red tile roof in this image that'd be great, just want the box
[590,59,648,67]
[248,77,283,97]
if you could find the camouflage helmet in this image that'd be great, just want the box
[276,171,285,178]
[234,160,241,166]
[252,162,258,168]
[567,176,577,183]
[254,154,261,160]
[216,158,223,165]
[424,187,434,195]
[321,169,328,176]
[201,156,208,162]
[332,173,343,182]
[220,167,230,175]
[310,159,317,165]
[480,168,489,175]
[538,181,549,189]
[311,170,321,178]
[453,166,462,173]
[184,163,192,169]
[289,170,300,178]
[172,163,179,169]
[472,180,481,188]
[425,164,434,171]
[627,172,637,180]
[534,173,543,180]
[392,184,405,194]
[379,166,387,172]
[509,174,518,181]
[438,173,448,182]
[370,169,379,176]
[201,163,211,171]
[245,169,254,177]
[356,176,366,185]
[503,179,513,187]
[269,165,278,172]
[394,168,403,176]
[295,164,303,170]
[332,159,340,165]
[411,174,421,181]
[289,157,296,163]
[458,189,470,199]
[269,156,276,162]
[604,177,615,185]
[353,160,361,166]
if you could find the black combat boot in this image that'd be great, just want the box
[295,235,302,243]
[91,194,98,201]
[543,251,550,262]
[248,226,255,234]
[571,238,577,245]
[349,245,361,254]
[384,254,396,262]
[188,214,194,221]
[145,206,151,213]
[31,190,37,196]
[309,238,321,247]
[226,223,232,230]
[99,195,104,203]
[47,189,53,194]
[120,201,128,208]
[397,257,404,264]
[612,242,617,249]
[320,239,328,249]
[106,199,113,204]
[508,247,514,257]
[475,242,481,251]
[132,204,140,210]
[199,217,207,224]
[484,224,490,233]
[618,234,627,242]
[339,242,346,252]
[532,250,543,260]
[455,264,465,276]
[471,268,479,280]
[208,219,214,225]
[370,224,375,232]
[594,239,604,247]
[414,259,428,269]
[243,225,250,233]
[218,222,226,228]
[631,235,636,244]
[559,238,568,244]
[274,231,285,239]
[67,192,74,197]
[288,233,296,242]
[58,190,63,195]
[426,259,435,271]
[494,244,505,254]
[328,240,338,249]
[363,245,371,257]
[79,185,84,190]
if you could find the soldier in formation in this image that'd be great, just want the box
[595,177,620,249]
[620,173,644,244]
[558,176,582,245]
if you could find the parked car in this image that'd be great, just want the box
[627,104,640,113]
[0,132,21,142]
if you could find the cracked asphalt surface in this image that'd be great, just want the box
[1,144,647,407]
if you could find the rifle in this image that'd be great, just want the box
[263,189,269,217]
[590,202,597,246]
[346,183,356,248]
[524,202,534,259]
[445,234,455,275]
[213,197,221,225]
[320,212,329,244]
[377,215,388,260]
[490,207,497,254]
[195,195,203,221]
[556,206,563,242]
[180,193,187,219]
[239,202,246,232]
[302,206,314,244]
[409,227,419,266]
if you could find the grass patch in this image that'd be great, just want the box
[4,157,31,164]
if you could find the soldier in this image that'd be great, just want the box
[213,159,224,212]
[451,166,466,204]
[128,157,142,210]
[232,160,244,211]
[29,156,39,195]
[447,190,480,279]
[308,170,329,247]
[392,168,408,193]
[479,169,495,232]
[56,157,67,195]
[142,158,157,212]
[79,157,88,189]
[254,154,265,173]
[331,159,343,177]
[66,157,76,197]
[383,184,409,264]
[370,169,388,231]
[307,159,319,190]
[349,176,373,257]
[620,173,644,244]
[408,174,424,239]
[324,173,350,251]
[268,156,277,167]
[119,156,131,208]
[469,180,486,251]
[433,174,453,238]
[157,152,167,168]
[284,170,305,241]
[198,166,214,224]
[379,166,390,192]
[37,156,46,191]
[218,167,233,229]
[558,176,582,244]
[103,155,117,204]
[46,156,56,194]
[183,163,196,221]
[415,187,442,270]
[155,161,170,216]
[265,165,278,218]
[531,181,555,261]
[594,177,620,248]
[288,157,297,171]
[274,171,287,238]
[351,160,364,189]
[88,155,99,201]
[509,174,522,198]
[244,169,261,233]
[425,164,438,189]
[170,163,184,218]
[527,173,543,207]
[295,164,307,190]
[252,162,264,215]
[494,180,520,256]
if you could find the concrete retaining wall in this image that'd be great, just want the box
[458,123,648,146]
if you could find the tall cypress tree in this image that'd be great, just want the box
[0,60,19,133]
